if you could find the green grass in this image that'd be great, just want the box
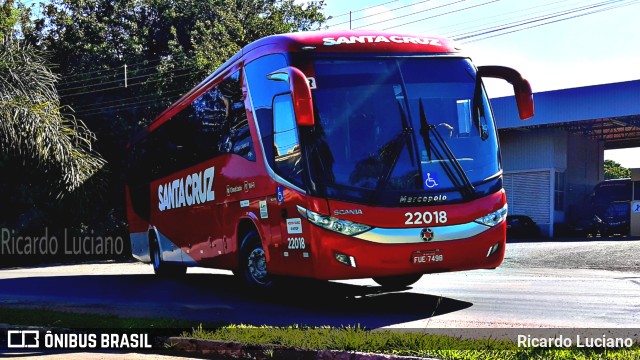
[1,307,638,360]
[188,324,640,360]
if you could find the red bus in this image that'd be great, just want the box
[125,30,534,289]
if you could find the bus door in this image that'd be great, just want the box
[271,92,313,276]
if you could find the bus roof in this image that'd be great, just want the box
[243,30,459,55]
[129,30,460,147]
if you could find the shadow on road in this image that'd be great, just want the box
[0,273,471,328]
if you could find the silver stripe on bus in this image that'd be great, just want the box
[354,221,490,244]
[156,228,199,266]
[130,231,150,262]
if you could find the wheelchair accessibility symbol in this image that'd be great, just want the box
[276,186,285,203]
[424,172,439,189]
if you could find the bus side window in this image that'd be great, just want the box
[158,108,196,173]
[244,54,289,166]
[220,71,255,161]
[273,93,303,186]
[191,86,224,162]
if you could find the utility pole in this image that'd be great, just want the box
[349,11,352,30]
[124,64,128,88]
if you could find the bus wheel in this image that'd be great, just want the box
[240,230,273,289]
[151,235,186,277]
[372,274,422,288]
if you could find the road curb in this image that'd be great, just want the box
[167,337,437,360]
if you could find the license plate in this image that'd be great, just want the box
[411,251,443,264]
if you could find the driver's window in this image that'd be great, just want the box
[273,94,303,186]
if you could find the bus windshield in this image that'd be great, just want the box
[306,57,500,201]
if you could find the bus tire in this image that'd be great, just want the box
[239,230,273,289]
[372,274,422,288]
[151,234,186,277]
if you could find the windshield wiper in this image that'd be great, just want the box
[473,78,489,141]
[397,100,416,167]
[419,101,434,162]
[370,101,415,201]
[418,99,476,199]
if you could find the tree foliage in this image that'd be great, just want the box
[0,2,105,196]
[28,0,328,171]
[0,0,327,260]
[604,159,630,180]
[0,1,108,246]
[1,0,30,39]
[34,0,327,128]
[1,0,325,244]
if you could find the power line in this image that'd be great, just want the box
[74,93,186,118]
[59,72,160,93]
[58,61,198,91]
[59,64,197,94]
[452,0,619,39]
[59,58,164,82]
[60,63,157,88]
[60,72,194,98]
[72,88,186,111]
[455,0,637,42]
[334,0,634,42]
[461,0,639,43]
[382,0,500,31]
[353,0,468,29]
[327,0,401,20]
[75,90,190,116]
[432,0,572,39]
[328,0,433,28]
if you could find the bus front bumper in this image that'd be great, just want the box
[307,221,506,280]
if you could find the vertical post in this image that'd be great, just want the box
[350,11,352,30]
[549,169,555,238]
[124,64,128,88]
[630,168,640,236]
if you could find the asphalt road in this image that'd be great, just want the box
[0,238,639,329]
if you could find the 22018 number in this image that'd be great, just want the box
[287,237,305,250]
[404,211,447,225]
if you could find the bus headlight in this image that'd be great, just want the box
[297,206,371,236]
[475,204,508,227]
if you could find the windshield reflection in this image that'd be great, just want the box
[306,57,500,196]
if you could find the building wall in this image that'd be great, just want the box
[500,129,560,237]
[500,128,566,171]
[503,170,552,236]
[499,128,602,237]
[565,134,604,223]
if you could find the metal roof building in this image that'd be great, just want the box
[490,80,640,237]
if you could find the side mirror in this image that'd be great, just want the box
[267,66,315,126]
[477,66,534,120]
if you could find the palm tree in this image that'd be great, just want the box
[0,37,106,196]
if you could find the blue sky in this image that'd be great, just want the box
[314,0,640,168]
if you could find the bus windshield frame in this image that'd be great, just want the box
[293,54,502,206]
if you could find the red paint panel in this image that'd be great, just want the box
[124,185,149,233]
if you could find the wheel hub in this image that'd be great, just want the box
[247,248,268,283]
